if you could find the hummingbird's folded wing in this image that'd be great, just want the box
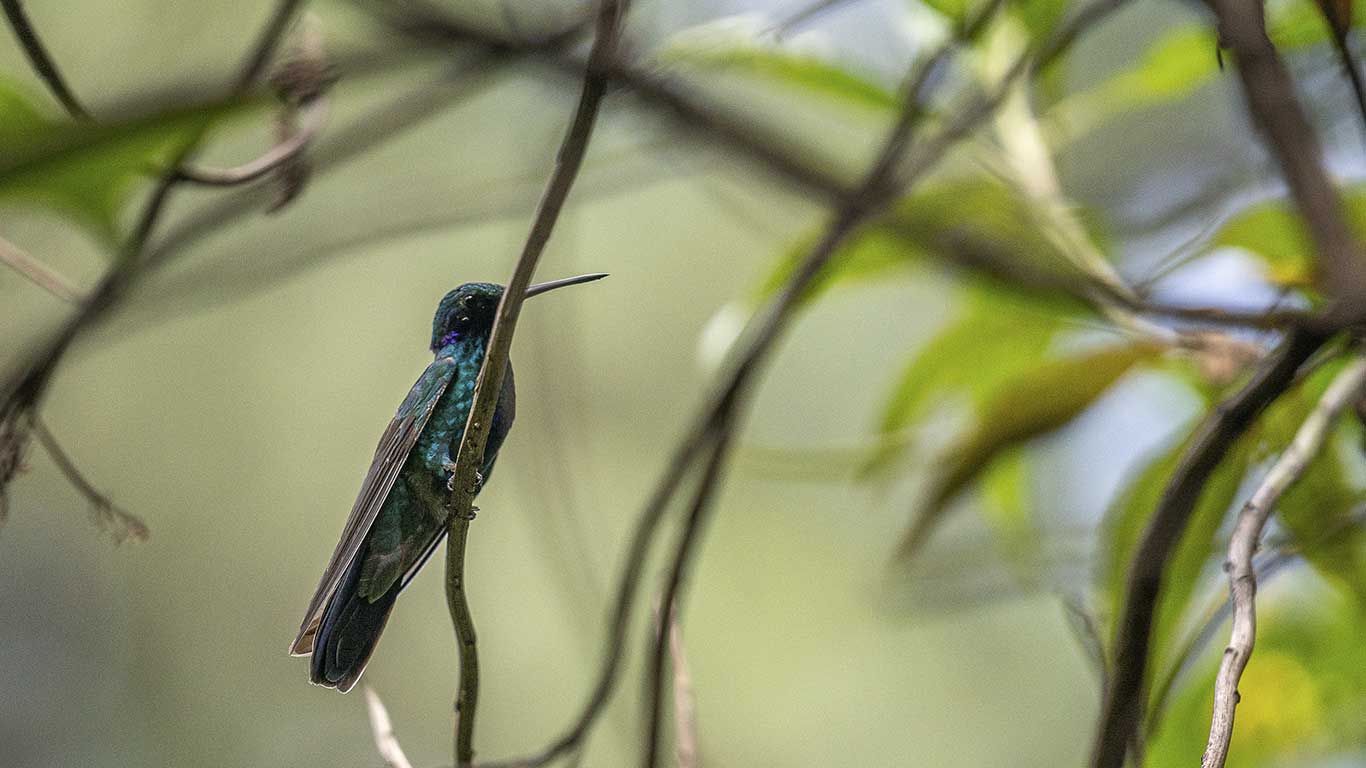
[290,357,459,656]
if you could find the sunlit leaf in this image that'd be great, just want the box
[0,94,244,244]
[754,179,1097,308]
[897,340,1160,560]
[1146,598,1366,766]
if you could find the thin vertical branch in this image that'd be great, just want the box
[645,425,733,768]
[439,2,629,766]
[1201,357,1366,768]
[1,0,89,119]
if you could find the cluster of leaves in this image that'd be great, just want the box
[668,1,1366,765]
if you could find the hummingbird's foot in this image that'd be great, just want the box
[471,470,485,495]
[455,505,479,522]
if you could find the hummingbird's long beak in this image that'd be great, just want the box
[524,272,609,298]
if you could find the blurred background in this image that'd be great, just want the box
[2,1,1364,767]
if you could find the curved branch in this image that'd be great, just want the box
[176,97,328,187]
[1201,357,1366,768]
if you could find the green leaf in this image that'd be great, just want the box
[754,179,1097,308]
[897,340,1160,560]
[657,42,897,113]
[1098,412,1253,687]
[1146,597,1366,766]
[0,80,50,146]
[866,290,1070,474]
[0,94,245,244]
[1208,185,1366,288]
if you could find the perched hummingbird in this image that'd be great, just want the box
[290,274,607,692]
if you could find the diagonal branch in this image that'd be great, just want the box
[1201,356,1366,768]
[0,235,84,304]
[1,0,90,119]
[33,417,148,543]
[439,2,629,767]
[176,87,329,188]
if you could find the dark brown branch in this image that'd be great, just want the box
[1,0,89,119]
[439,2,629,766]
[32,418,147,543]
[1208,0,1366,308]
[1087,328,1327,768]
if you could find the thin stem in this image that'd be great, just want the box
[439,2,629,766]
[1201,357,1366,768]
[176,97,329,187]
[446,515,479,767]
[366,687,417,768]
[645,426,734,768]
[1,0,89,119]
[0,235,84,304]
[33,417,148,542]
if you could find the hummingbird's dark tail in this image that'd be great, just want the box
[310,547,398,693]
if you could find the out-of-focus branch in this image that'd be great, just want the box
[176,89,329,187]
[652,596,701,768]
[0,236,84,304]
[439,3,628,767]
[1201,357,1366,768]
[1207,0,1366,311]
[1,0,90,119]
[0,0,304,529]
[33,417,147,542]
[365,687,416,768]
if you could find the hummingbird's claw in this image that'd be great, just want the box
[456,505,479,521]
[471,470,485,495]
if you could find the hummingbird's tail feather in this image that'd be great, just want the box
[310,546,398,693]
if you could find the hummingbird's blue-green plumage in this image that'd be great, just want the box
[292,275,604,692]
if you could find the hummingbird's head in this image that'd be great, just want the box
[429,273,608,352]
[431,282,502,352]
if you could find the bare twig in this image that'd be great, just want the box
[1201,357,1366,768]
[176,95,329,187]
[652,596,701,768]
[365,687,416,768]
[1,0,89,119]
[438,2,629,766]
[0,235,84,304]
[32,417,148,543]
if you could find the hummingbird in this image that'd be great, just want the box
[290,273,607,692]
